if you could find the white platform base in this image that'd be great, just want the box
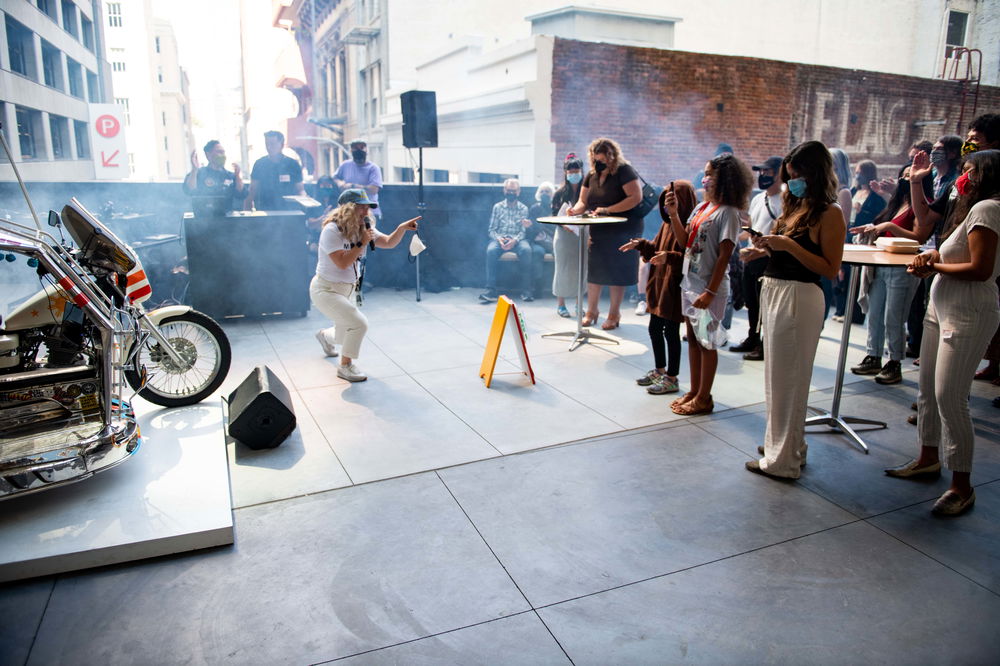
[0,398,234,583]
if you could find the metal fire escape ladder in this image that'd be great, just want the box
[940,47,982,135]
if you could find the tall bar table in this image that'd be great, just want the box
[537,215,627,351]
[806,245,919,452]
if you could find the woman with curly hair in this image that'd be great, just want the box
[568,137,644,330]
[662,154,751,415]
[746,141,845,479]
[311,189,420,382]
[886,149,1000,515]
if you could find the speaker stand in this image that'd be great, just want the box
[415,146,425,302]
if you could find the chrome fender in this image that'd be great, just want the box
[144,305,191,327]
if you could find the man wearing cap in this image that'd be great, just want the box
[183,140,243,210]
[731,156,783,361]
[244,130,305,210]
[334,140,383,219]
[311,189,420,382]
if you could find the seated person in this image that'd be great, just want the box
[526,182,556,298]
[479,179,533,303]
[183,139,243,211]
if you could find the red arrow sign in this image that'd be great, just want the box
[101,150,120,167]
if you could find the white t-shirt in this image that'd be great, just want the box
[939,199,1000,284]
[748,191,782,235]
[316,220,386,283]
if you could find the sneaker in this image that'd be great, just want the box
[520,292,535,302]
[478,290,497,303]
[647,375,679,394]
[743,346,764,361]
[635,300,648,316]
[729,337,758,353]
[874,360,902,384]
[337,363,367,382]
[636,369,660,386]
[315,330,338,357]
[850,355,882,375]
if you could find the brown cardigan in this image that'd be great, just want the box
[635,221,684,322]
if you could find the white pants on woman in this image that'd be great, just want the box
[309,275,368,359]
[758,277,825,478]
[917,277,999,473]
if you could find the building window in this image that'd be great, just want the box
[163,136,168,150]
[41,40,65,91]
[67,58,84,98]
[86,69,99,102]
[155,36,160,53]
[6,16,38,81]
[74,120,90,159]
[111,47,125,72]
[37,0,58,21]
[81,16,94,50]
[427,168,449,183]
[157,66,163,83]
[128,152,135,174]
[50,115,70,159]
[15,107,43,160]
[360,62,382,129]
[115,97,130,125]
[469,172,517,184]
[395,167,414,182]
[62,1,79,38]
[107,2,122,28]
[161,111,167,126]
[944,10,969,60]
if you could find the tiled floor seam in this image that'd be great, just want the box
[312,609,542,664]
[22,576,56,666]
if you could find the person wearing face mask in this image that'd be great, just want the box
[551,153,584,317]
[745,141,845,480]
[929,135,964,199]
[333,140,383,219]
[525,182,556,298]
[183,139,243,210]
[244,130,305,211]
[848,165,935,384]
[731,156,784,361]
[567,137,644,330]
[480,179,533,303]
[887,149,1000,516]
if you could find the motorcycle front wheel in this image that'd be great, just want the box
[126,310,232,407]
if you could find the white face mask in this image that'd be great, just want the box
[409,234,427,257]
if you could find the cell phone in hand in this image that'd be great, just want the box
[742,226,762,238]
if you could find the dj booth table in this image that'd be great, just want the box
[183,210,311,319]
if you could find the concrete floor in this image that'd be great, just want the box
[2,287,999,664]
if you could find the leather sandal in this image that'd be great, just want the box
[671,397,714,416]
[581,311,599,327]
[600,317,620,330]
[671,392,695,409]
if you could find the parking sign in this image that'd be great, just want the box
[88,104,129,179]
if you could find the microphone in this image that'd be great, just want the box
[364,220,375,251]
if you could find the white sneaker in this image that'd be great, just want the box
[635,300,648,316]
[315,330,338,357]
[337,363,367,382]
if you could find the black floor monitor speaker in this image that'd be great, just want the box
[227,366,296,450]
[401,90,438,148]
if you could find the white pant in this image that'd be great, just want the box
[758,277,825,478]
[917,276,1000,473]
[309,275,368,360]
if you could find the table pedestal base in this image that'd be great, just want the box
[542,327,619,352]
[804,408,887,453]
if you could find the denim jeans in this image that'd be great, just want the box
[866,266,919,361]
[485,239,532,292]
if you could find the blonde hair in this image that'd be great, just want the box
[322,202,371,242]
[587,137,628,175]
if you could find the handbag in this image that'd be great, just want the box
[631,172,659,218]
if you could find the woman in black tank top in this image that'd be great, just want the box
[745,141,846,480]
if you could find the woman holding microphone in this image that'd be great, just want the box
[311,189,420,382]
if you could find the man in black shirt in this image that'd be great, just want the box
[243,130,305,210]
[183,139,243,210]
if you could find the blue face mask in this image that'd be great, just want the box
[567,172,582,184]
[787,177,807,198]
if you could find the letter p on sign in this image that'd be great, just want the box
[96,115,120,138]
[88,104,129,179]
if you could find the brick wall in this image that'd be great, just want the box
[551,38,1000,186]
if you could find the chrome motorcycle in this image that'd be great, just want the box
[1,192,230,501]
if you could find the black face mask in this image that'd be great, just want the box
[352,150,367,162]
[757,174,775,190]
[594,161,607,173]
[504,192,518,202]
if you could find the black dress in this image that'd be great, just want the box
[583,164,643,285]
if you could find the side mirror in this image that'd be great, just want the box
[47,210,61,227]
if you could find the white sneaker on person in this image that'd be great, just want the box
[315,329,338,357]
[337,363,367,382]
[635,300,648,316]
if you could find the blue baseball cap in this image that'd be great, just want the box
[337,188,378,208]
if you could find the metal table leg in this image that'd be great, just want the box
[804,262,886,453]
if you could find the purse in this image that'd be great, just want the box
[632,172,659,218]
